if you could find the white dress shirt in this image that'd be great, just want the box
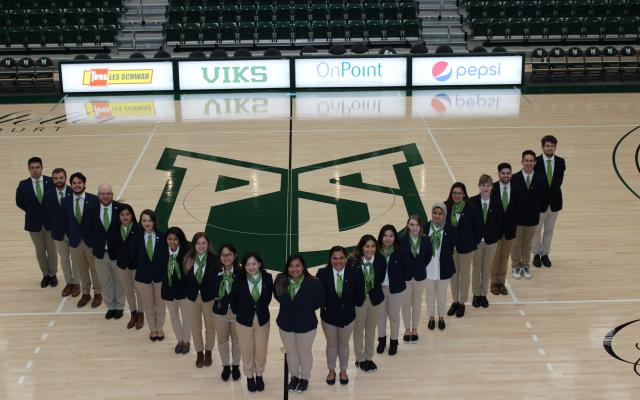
[144,231,156,252]
[544,154,555,176]
[333,267,345,292]
[73,193,86,218]
[426,226,443,280]
[56,188,66,205]
[247,272,262,294]
[101,204,113,227]
[31,177,44,195]
[500,182,511,203]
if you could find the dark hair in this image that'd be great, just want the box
[541,135,558,146]
[166,226,188,255]
[351,234,378,261]
[326,246,348,269]
[478,174,493,186]
[138,209,158,233]
[521,150,536,160]
[377,224,400,251]
[184,232,215,272]
[51,167,66,176]
[275,253,314,296]
[28,157,42,166]
[239,251,266,278]
[69,172,87,184]
[497,162,512,172]
[216,243,241,274]
[445,182,470,209]
[406,214,425,236]
[117,203,137,225]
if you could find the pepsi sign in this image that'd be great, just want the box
[412,55,523,87]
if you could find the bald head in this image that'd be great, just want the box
[97,183,114,206]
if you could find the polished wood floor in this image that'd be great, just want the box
[2,90,640,399]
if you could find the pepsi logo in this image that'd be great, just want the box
[432,61,452,82]
[430,93,451,113]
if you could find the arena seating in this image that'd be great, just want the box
[529,45,640,79]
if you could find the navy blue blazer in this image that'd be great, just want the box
[16,176,54,232]
[184,252,217,302]
[212,269,238,316]
[316,265,365,327]
[491,182,523,240]
[426,223,456,280]
[231,272,273,327]
[89,201,123,260]
[447,201,482,254]
[115,222,139,270]
[470,194,503,245]
[160,246,188,301]
[130,231,167,284]
[512,170,546,227]
[43,186,72,241]
[275,276,325,333]
[349,256,386,306]
[400,233,433,281]
[63,192,99,248]
[535,154,566,212]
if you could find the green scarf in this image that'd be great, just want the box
[410,235,421,257]
[430,222,443,251]
[362,259,375,296]
[216,269,234,300]
[195,253,207,284]
[381,246,394,264]
[451,201,465,227]
[167,250,181,286]
[288,276,304,300]
[247,273,261,303]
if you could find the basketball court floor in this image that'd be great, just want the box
[1,89,640,398]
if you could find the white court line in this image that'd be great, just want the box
[532,335,539,342]
[525,321,533,329]
[504,281,519,304]
[25,361,33,369]
[54,298,67,314]
[519,309,526,316]
[538,348,547,356]
[40,333,48,341]
[116,123,158,200]
[34,347,40,354]
[48,320,54,328]
[17,376,25,384]
[546,363,554,371]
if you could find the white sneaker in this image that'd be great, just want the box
[512,268,522,279]
[522,266,532,279]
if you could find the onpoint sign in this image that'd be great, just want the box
[295,57,407,88]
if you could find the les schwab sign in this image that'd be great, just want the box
[60,62,175,93]
[178,59,291,90]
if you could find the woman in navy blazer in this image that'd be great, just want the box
[183,232,217,369]
[161,226,191,355]
[130,209,167,342]
[400,214,433,344]
[230,251,273,393]
[376,224,411,356]
[425,203,456,331]
[445,182,482,318]
[113,204,142,330]
[275,254,324,393]
[317,246,364,385]
[212,244,241,382]
[350,235,386,373]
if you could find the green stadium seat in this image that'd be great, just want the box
[63,9,81,25]
[519,2,537,19]
[547,17,563,38]
[348,19,365,40]
[275,5,291,22]
[573,0,590,18]
[167,6,183,23]
[564,17,584,37]
[238,21,255,41]
[400,2,417,19]
[608,0,626,17]
[26,26,42,45]
[292,5,308,22]
[527,17,545,37]
[61,25,78,44]
[508,18,525,38]
[201,22,218,42]
[385,19,402,38]
[275,0,291,5]
[293,0,308,5]
[275,21,291,41]
[239,4,256,22]
[82,8,101,25]
[9,9,27,26]
[101,8,119,25]
[537,1,555,18]
[203,6,219,22]
[591,0,608,17]
[584,17,602,37]
[99,24,116,44]
[0,12,6,28]
[8,27,25,46]
[627,0,640,17]
[79,25,97,44]
[467,4,484,21]
[257,21,273,41]
[189,0,205,7]
[182,22,200,42]
[293,20,310,40]
[164,23,181,43]
[329,20,346,40]
[364,3,381,20]
[347,4,363,21]
[221,5,237,23]
[43,26,60,45]
[219,21,236,41]
[603,17,621,37]
[555,2,573,18]
[622,16,640,37]
[366,19,383,39]
[402,19,420,38]
[311,20,328,40]
[489,18,506,39]
[256,4,272,22]
[311,4,328,21]
[328,3,345,21]
[471,19,489,38]
[27,9,45,26]
[485,3,502,19]
[44,9,61,26]
[503,3,520,19]
[0,28,8,47]
[185,6,202,23]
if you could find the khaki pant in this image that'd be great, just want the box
[236,316,270,377]
[135,281,165,332]
[95,256,125,310]
[54,236,76,285]
[186,295,215,352]
[511,225,537,269]
[213,309,241,366]
[166,299,191,343]
[322,321,354,371]
[280,329,317,380]
[425,279,449,317]
[70,240,100,295]
[115,268,139,312]
[451,250,474,304]
[28,228,57,276]
[472,242,497,296]
[377,286,405,340]
[402,278,425,331]
[354,298,381,362]
[490,239,513,285]
[533,207,559,256]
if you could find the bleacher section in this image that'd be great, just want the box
[163,0,422,48]
[463,0,640,45]
[0,0,123,51]
[529,45,640,79]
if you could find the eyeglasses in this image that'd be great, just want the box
[220,253,235,258]
[451,191,464,195]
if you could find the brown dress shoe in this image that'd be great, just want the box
[61,284,73,297]
[498,284,509,296]
[71,284,81,297]
[490,284,500,296]
[196,351,205,368]
[204,350,213,367]
[126,311,137,329]
[77,294,91,308]
[135,312,144,330]
[91,293,103,308]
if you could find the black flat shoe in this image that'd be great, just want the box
[376,336,386,354]
[388,339,398,355]
[247,377,256,392]
[174,342,182,354]
[113,310,124,319]
[447,302,458,316]
[472,296,481,308]
[533,254,542,268]
[326,375,336,385]
[157,335,165,342]
[40,276,50,288]
[402,334,411,344]
[181,342,190,354]
[296,379,309,393]
[481,296,489,308]
[438,319,446,330]
[368,360,378,372]
[150,335,158,342]
[255,376,265,391]
[232,365,241,381]
[455,304,465,318]
[105,310,114,320]
[287,377,300,392]
[49,276,58,288]
[339,376,349,385]
[410,334,419,343]
[541,255,552,267]
[428,319,435,330]
[221,365,231,381]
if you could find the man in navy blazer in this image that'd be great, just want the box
[15,157,58,288]
[63,172,102,308]
[532,135,566,268]
[44,167,80,297]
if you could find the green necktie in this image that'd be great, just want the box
[216,271,234,300]
[102,207,110,231]
[546,159,553,186]
[120,224,130,241]
[410,236,420,257]
[58,190,64,206]
[35,180,43,204]
[248,273,261,303]
[288,276,304,300]
[195,254,206,284]
[167,253,180,286]
[74,197,82,224]
[482,201,488,224]
[381,246,394,264]
[525,175,531,190]
[362,261,374,296]
[502,186,509,211]
[336,273,343,298]
[451,201,465,227]
[430,222,443,251]
[146,234,154,261]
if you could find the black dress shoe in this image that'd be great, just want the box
[472,296,481,308]
[447,302,458,316]
[232,365,241,381]
[49,276,58,287]
[105,310,114,320]
[181,342,190,354]
[367,360,378,372]
[287,377,300,392]
[455,304,465,318]
[247,377,256,392]
[339,375,349,385]
[40,276,50,288]
[356,361,368,372]
[157,334,165,342]
[221,365,231,381]
[376,336,386,354]
[480,296,489,308]
[388,339,398,355]
[438,319,446,330]
[326,374,336,385]
[428,319,435,330]
[296,379,309,393]
[533,254,542,268]
[255,376,264,391]
[541,255,552,267]
[410,334,419,343]
[174,342,182,354]
[113,310,124,319]
[402,334,411,344]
